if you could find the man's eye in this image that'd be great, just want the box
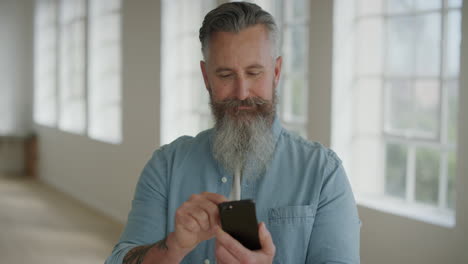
[219,74,232,78]
[248,72,261,76]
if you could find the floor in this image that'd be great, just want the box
[0,174,123,264]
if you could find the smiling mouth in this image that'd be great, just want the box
[237,106,254,110]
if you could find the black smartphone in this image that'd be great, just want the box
[218,199,261,250]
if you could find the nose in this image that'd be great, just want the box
[234,75,249,100]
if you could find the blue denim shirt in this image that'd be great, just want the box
[106,118,361,263]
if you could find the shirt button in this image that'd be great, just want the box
[221,177,227,183]
[204,259,210,264]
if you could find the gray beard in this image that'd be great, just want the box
[211,107,276,182]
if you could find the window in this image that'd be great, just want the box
[88,0,122,143]
[332,0,462,226]
[34,0,122,144]
[232,0,310,137]
[161,0,311,144]
[34,0,58,126]
[161,0,217,145]
[58,0,87,133]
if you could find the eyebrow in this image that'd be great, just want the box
[215,67,233,73]
[246,64,265,70]
[215,64,265,73]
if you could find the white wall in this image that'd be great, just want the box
[0,0,33,136]
[36,0,162,223]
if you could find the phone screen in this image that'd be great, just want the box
[218,199,261,250]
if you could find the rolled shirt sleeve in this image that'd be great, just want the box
[305,150,361,264]
[105,149,169,264]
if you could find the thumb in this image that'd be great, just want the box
[258,222,275,255]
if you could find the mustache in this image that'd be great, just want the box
[211,97,270,109]
[210,96,274,121]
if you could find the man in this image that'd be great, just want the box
[106,2,360,264]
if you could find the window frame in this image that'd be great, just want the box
[33,0,123,144]
[343,0,461,226]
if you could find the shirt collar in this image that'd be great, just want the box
[271,113,283,144]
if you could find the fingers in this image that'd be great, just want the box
[215,226,251,262]
[189,193,223,229]
[215,223,276,263]
[258,222,276,256]
[175,206,200,233]
[215,240,240,264]
[187,205,210,231]
[174,192,228,250]
[200,191,229,204]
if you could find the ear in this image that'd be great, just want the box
[274,56,282,87]
[200,60,211,93]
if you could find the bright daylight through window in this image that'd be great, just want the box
[333,0,462,227]
[34,0,122,144]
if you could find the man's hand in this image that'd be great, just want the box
[215,222,276,264]
[174,192,228,250]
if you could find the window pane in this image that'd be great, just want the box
[415,147,440,205]
[414,13,441,77]
[387,13,441,77]
[161,0,216,145]
[385,143,407,198]
[58,7,86,134]
[413,0,441,11]
[285,0,308,21]
[90,0,121,14]
[356,18,383,76]
[386,16,414,76]
[446,81,458,144]
[385,80,413,132]
[447,151,456,209]
[386,0,413,14]
[34,0,58,126]
[357,0,383,16]
[355,78,383,135]
[445,11,461,78]
[283,25,308,73]
[448,0,462,8]
[385,80,439,137]
[282,75,307,121]
[413,80,440,136]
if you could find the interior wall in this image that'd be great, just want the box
[36,0,161,223]
[0,0,33,136]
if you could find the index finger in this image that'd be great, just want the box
[200,192,228,204]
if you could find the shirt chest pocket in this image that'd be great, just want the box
[267,205,316,264]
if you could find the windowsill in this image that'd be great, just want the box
[356,194,456,228]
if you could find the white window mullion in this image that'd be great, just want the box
[406,145,416,203]
[55,0,61,126]
[439,151,448,209]
[83,0,89,135]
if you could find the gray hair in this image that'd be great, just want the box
[199,1,279,60]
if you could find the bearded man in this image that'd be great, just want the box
[106,2,360,264]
